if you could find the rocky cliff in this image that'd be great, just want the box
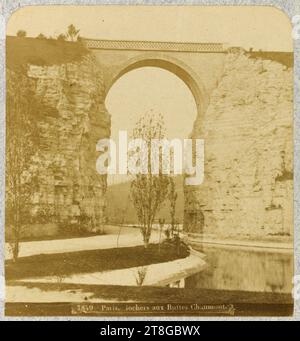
[191,52,293,238]
[7,38,110,232]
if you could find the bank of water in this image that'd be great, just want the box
[185,245,293,293]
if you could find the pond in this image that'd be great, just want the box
[184,245,293,293]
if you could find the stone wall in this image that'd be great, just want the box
[24,54,110,231]
[190,52,293,238]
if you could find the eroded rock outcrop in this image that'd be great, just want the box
[190,52,293,238]
[25,54,110,231]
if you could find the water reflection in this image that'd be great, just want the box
[185,246,293,293]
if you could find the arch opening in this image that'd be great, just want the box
[106,56,207,119]
[104,60,204,232]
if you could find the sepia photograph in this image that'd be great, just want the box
[3,4,294,317]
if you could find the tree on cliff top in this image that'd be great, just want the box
[57,33,67,41]
[16,30,27,38]
[66,24,80,42]
[130,113,170,248]
[36,33,47,40]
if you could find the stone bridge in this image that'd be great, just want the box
[84,38,229,135]
[83,38,230,233]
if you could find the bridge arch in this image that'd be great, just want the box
[104,53,209,130]
[104,53,207,232]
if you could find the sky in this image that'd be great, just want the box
[7,5,293,51]
[7,6,293,185]
[105,67,197,185]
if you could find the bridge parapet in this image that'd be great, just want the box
[82,38,226,53]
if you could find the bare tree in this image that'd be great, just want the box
[66,24,80,42]
[6,70,39,261]
[130,113,169,248]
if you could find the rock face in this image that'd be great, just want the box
[25,54,110,231]
[189,52,293,238]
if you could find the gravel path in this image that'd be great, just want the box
[5,225,160,260]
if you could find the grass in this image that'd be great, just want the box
[5,242,189,281]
